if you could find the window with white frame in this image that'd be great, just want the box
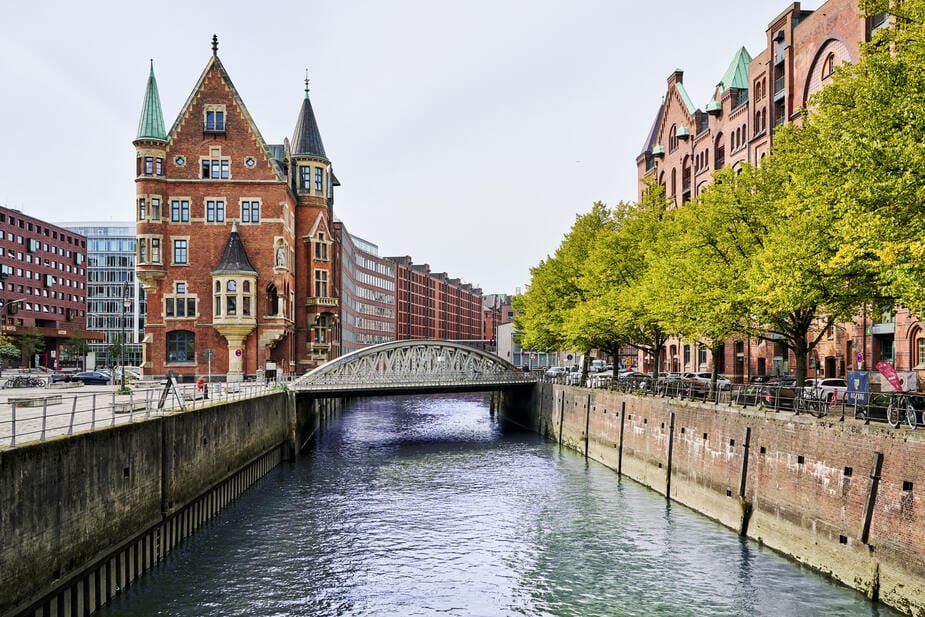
[314,269,328,297]
[206,200,225,223]
[173,239,188,265]
[241,200,260,223]
[171,200,190,222]
[204,105,226,132]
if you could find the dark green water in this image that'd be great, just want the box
[99,394,899,616]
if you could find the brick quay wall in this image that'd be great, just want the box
[0,392,339,617]
[519,383,925,616]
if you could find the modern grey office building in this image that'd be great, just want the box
[60,222,144,369]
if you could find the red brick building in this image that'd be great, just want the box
[388,256,483,344]
[134,39,335,381]
[635,1,919,381]
[0,205,99,368]
[135,39,485,380]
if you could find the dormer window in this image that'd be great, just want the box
[204,105,226,132]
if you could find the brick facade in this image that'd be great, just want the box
[0,205,99,368]
[135,49,332,381]
[635,0,922,381]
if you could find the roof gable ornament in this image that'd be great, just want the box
[212,34,219,56]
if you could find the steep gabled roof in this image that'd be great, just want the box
[640,98,665,155]
[213,221,257,274]
[167,38,285,182]
[674,82,697,116]
[716,47,752,95]
[136,61,167,142]
[291,76,328,160]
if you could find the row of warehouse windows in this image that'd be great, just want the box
[0,213,85,247]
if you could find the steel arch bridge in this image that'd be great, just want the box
[291,339,535,394]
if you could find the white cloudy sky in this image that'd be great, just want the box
[0,0,820,294]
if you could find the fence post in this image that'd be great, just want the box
[68,396,77,435]
[91,394,97,430]
[10,401,17,447]
[40,398,48,441]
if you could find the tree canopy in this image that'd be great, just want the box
[515,6,925,384]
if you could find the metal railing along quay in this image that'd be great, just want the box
[544,374,925,428]
[0,381,283,449]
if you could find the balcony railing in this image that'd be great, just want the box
[305,297,339,307]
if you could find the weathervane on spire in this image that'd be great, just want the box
[212,34,218,56]
[304,68,310,98]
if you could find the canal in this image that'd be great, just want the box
[99,393,898,616]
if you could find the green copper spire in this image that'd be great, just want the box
[136,60,167,142]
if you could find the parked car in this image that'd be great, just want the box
[804,377,848,402]
[736,384,800,410]
[73,371,112,385]
[49,369,79,383]
[691,372,733,390]
[589,360,607,373]
[545,367,567,379]
[588,370,614,388]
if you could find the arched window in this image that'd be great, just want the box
[166,330,195,363]
[670,168,677,199]
[669,124,678,152]
[227,280,237,292]
[822,53,836,79]
[911,327,925,369]
[266,284,279,316]
[714,133,725,169]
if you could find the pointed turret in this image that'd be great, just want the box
[291,73,328,159]
[135,60,167,143]
[212,221,257,274]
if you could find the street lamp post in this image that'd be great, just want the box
[120,279,131,392]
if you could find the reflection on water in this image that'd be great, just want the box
[100,394,898,616]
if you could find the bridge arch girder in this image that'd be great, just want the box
[291,339,531,392]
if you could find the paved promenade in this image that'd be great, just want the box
[0,380,278,449]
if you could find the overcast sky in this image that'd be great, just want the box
[0,1,821,295]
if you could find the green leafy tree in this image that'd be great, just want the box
[581,187,673,380]
[644,168,763,387]
[515,202,612,377]
[108,334,124,370]
[63,331,91,370]
[0,343,20,367]
[16,329,45,368]
[776,0,925,314]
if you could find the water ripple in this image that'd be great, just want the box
[100,394,900,617]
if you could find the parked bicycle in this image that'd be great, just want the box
[887,391,918,429]
[1,375,47,389]
[795,388,828,418]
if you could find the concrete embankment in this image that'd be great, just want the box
[519,383,925,617]
[0,391,339,617]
